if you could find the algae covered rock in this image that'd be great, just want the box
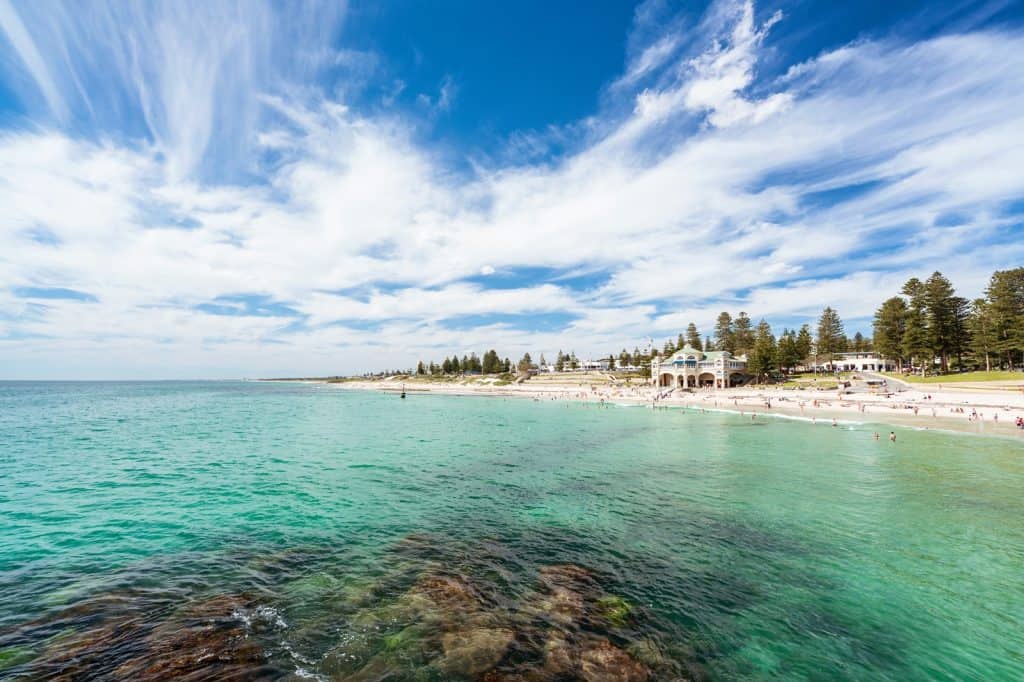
[0,646,34,671]
[595,595,633,628]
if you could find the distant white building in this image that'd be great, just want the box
[810,352,895,373]
[616,364,644,373]
[539,358,641,373]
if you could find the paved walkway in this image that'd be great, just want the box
[860,371,911,392]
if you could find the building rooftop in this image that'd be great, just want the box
[668,346,704,361]
[662,347,745,364]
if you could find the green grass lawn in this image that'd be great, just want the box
[882,371,1024,384]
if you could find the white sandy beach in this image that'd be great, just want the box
[323,375,1024,439]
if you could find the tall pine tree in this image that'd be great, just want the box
[733,312,754,355]
[923,271,957,372]
[776,329,801,373]
[816,307,845,367]
[901,278,930,374]
[686,323,702,350]
[985,267,1024,369]
[873,296,908,372]
[747,319,777,383]
[968,298,997,371]
[714,312,735,353]
[795,325,813,367]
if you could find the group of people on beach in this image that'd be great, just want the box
[434,377,1024,436]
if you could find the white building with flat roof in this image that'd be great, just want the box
[811,352,895,372]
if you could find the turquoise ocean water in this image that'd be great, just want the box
[1,380,1023,679]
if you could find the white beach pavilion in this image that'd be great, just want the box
[653,346,748,389]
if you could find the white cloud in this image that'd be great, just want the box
[0,1,347,181]
[2,0,1023,378]
[613,34,682,89]
[682,1,791,127]
[437,75,457,112]
[0,0,67,120]
[417,74,457,114]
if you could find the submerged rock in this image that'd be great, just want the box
[405,573,490,634]
[18,592,278,681]
[4,534,693,681]
[436,627,515,676]
[293,552,676,680]
[414,574,482,610]
[529,564,594,627]
[27,617,135,679]
[542,633,576,676]
[579,638,650,682]
[113,594,271,679]
[537,564,596,588]
[380,623,434,666]
[625,638,670,669]
[533,586,585,626]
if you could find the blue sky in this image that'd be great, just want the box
[1,0,1022,379]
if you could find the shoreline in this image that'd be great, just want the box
[309,377,1024,439]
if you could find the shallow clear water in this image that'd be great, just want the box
[1,380,1023,680]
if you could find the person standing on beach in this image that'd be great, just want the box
[889,432,896,442]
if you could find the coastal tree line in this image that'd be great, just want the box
[415,350,514,376]
[660,267,1024,380]
[873,268,1024,373]
[639,268,1024,380]
[394,267,1023,380]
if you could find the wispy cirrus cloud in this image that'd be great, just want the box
[0,0,346,181]
[1,0,1022,378]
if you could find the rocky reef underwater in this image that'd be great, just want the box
[0,533,700,680]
